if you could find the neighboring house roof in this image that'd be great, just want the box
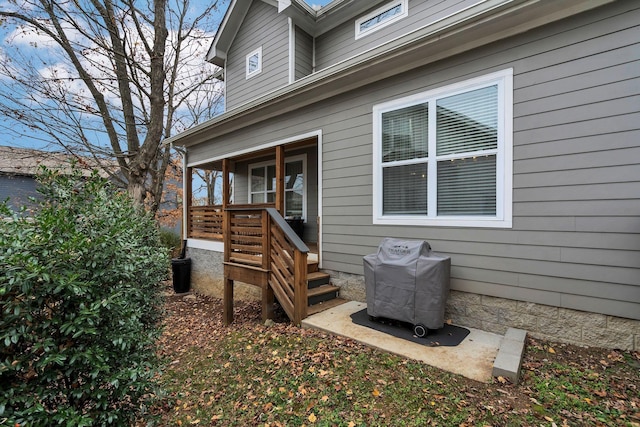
[0,146,115,178]
[168,0,614,149]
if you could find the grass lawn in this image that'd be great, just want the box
[149,290,640,426]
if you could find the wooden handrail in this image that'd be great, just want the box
[223,205,309,325]
[265,208,309,254]
[226,203,275,210]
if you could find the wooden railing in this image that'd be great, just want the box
[223,205,309,324]
[225,205,271,269]
[266,208,309,325]
[188,205,223,240]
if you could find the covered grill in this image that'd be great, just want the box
[363,238,451,337]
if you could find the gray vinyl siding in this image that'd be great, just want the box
[0,174,40,213]
[189,1,640,319]
[225,0,289,110]
[315,0,481,71]
[295,26,314,80]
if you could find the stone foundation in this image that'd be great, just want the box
[183,252,639,350]
[186,247,261,301]
[324,269,640,351]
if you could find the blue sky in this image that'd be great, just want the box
[0,0,337,152]
[304,0,334,8]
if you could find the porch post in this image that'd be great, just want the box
[222,160,232,324]
[223,161,231,264]
[222,158,230,209]
[223,278,234,325]
[185,166,192,240]
[275,145,285,215]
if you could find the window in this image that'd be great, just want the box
[355,0,408,39]
[246,47,262,79]
[373,69,513,228]
[249,155,306,219]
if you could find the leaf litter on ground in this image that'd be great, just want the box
[142,283,640,426]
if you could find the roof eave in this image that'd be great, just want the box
[205,0,252,65]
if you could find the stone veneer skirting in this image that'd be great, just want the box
[185,247,639,350]
[326,269,640,351]
[186,247,262,301]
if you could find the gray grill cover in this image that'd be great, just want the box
[364,238,451,330]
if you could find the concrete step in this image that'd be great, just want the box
[492,328,527,384]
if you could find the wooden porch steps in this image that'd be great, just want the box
[307,297,348,316]
[307,271,330,288]
[305,256,346,315]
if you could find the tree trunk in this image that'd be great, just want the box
[128,176,148,208]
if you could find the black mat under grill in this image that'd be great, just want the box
[350,309,470,347]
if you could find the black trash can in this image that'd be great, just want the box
[171,257,191,293]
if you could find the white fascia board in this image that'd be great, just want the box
[206,0,252,65]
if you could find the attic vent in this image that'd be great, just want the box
[355,0,408,39]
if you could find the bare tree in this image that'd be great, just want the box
[0,0,226,212]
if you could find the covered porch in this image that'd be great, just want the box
[183,136,342,325]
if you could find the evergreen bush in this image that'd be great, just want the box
[159,228,182,258]
[0,167,168,426]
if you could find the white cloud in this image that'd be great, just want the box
[0,2,224,136]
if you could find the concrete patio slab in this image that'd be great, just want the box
[302,301,503,383]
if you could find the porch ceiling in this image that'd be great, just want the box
[190,136,318,170]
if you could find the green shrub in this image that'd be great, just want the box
[159,228,182,258]
[0,167,168,426]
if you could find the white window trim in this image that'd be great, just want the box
[372,68,513,228]
[355,0,408,40]
[245,46,262,79]
[248,154,307,221]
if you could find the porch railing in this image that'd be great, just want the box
[224,205,309,324]
[188,205,223,240]
[266,208,309,325]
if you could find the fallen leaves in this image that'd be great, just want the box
[149,285,640,427]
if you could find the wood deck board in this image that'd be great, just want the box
[306,298,348,316]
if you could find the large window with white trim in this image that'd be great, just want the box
[373,69,513,228]
[249,155,306,219]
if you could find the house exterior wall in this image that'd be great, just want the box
[0,174,40,213]
[225,0,289,110]
[315,0,482,71]
[189,1,640,331]
[295,26,314,80]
